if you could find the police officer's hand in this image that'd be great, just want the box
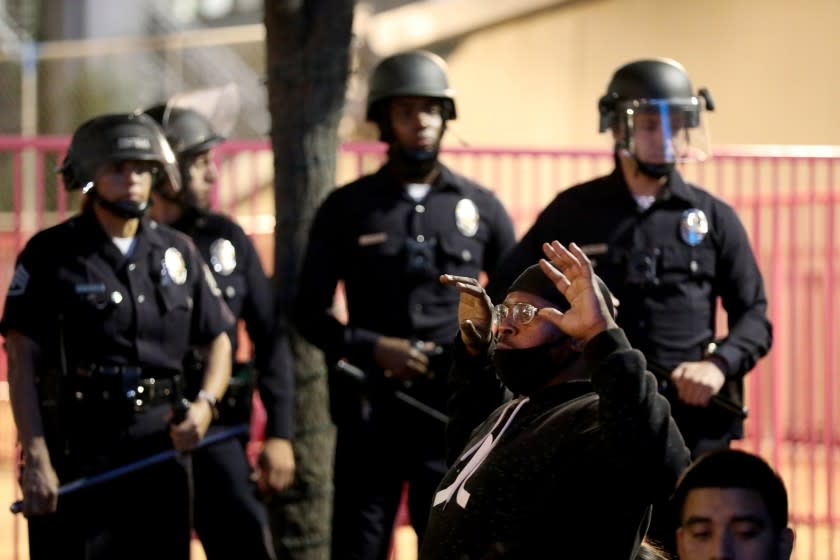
[169,399,213,451]
[538,242,616,342]
[255,437,296,493]
[20,443,59,516]
[670,360,726,407]
[440,274,494,354]
[374,336,431,382]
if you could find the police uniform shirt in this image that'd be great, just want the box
[488,167,772,438]
[0,211,233,372]
[172,208,294,439]
[296,163,516,367]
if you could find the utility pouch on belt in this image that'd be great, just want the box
[217,361,255,426]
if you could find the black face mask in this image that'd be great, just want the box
[493,337,576,397]
[387,143,440,183]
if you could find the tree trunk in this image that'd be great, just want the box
[264,2,355,559]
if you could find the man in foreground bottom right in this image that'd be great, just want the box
[422,241,690,559]
[672,448,795,560]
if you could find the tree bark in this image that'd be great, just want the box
[264,2,355,559]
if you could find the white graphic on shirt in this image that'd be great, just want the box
[433,397,529,509]
[7,265,30,296]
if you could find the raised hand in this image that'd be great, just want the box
[439,274,494,353]
[537,241,616,343]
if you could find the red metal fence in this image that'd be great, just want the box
[0,137,838,559]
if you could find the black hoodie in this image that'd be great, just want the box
[421,328,690,559]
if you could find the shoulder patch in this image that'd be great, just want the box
[7,265,30,296]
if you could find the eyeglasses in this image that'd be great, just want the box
[494,302,542,325]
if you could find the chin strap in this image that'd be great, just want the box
[634,157,674,180]
[614,147,675,181]
[86,186,150,219]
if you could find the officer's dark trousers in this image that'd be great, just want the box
[331,386,447,560]
[28,447,190,560]
[192,427,276,560]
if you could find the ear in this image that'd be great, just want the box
[778,527,795,559]
[675,527,687,558]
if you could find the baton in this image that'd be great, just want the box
[335,360,450,424]
[645,360,748,420]
[10,423,249,515]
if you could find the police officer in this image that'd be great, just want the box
[1,112,234,560]
[144,104,294,560]
[487,58,772,552]
[489,58,772,456]
[295,50,516,559]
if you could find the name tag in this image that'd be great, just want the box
[75,283,106,294]
[578,243,608,256]
[358,232,387,247]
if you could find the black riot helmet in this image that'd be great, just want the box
[144,104,225,206]
[59,112,181,217]
[366,50,457,127]
[144,104,225,159]
[598,58,715,178]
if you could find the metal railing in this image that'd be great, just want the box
[0,137,838,559]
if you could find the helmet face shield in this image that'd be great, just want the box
[618,98,711,164]
[598,59,714,171]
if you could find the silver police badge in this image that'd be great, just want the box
[162,247,188,285]
[210,238,237,276]
[455,198,480,237]
[680,209,709,246]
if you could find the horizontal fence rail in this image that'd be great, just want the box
[0,137,837,559]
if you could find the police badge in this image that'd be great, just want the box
[210,238,237,276]
[680,209,709,247]
[162,247,188,285]
[455,198,480,237]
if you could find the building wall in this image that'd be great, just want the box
[441,0,840,149]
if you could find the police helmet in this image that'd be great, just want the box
[60,112,181,194]
[366,50,457,123]
[598,58,715,171]
[143,105,225,159]
[598,58,713,133]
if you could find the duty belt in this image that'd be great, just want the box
[70,365,185,413]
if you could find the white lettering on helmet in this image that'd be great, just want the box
[116,137,152,151]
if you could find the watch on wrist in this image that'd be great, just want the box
[197,389,220,420]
